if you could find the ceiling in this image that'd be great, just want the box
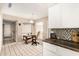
[1,3,56,20]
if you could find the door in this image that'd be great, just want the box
[3,20,16,44]
[4,23,11,37]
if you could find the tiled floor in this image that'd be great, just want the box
[0,41,43,56]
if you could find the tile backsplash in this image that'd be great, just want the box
[50,28,79,41]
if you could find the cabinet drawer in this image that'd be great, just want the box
[43,42,57,52]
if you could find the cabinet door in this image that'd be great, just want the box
[48,6,55,28]
[43,42,57,52]
[56,45,79,56]
[43,42,57,56]
[43,49,57,56]
[62,4,79,28]
[48,4,62,28]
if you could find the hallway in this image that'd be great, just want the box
[0,41,43,56]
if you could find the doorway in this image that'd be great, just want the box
[3,20,16,45]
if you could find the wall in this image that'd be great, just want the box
[31,23,36,35]
[43,17,48,39]
[35,17,48,40]
[35,22,43,39]
[0,10,2,53]
[3,14,48,41]
[3,14,34,42]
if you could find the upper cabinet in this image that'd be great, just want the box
[62,4,79,28]
[48,4,63,28]
[48,4,79,28]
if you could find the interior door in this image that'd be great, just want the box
[3,20,16,44]
[4,23,11,37]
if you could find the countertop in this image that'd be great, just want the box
[43,39,79,52]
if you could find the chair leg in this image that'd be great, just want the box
[32,42,33,45]
[25,40,28,44]
[32,39,39,45]
[37,42,39,45]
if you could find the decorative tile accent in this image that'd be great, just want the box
[51,28,79,41]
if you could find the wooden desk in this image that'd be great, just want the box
[23,35,36,44]
[23,35,31,44]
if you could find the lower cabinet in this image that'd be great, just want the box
[43,49,56,56]
[43,42,79,56]
[56,46,79,56]
[43,42,58,56]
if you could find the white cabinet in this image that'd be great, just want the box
[48,4,62,28]
[43,42,79,56]
[62,4,79,28]
[43,49,56,56]
[43,42,57,56]
[48,4,79,28]
[56,45,79,56]
[43,42,57,52]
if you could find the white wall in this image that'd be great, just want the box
[43,17,48,39]
[22,24,32,35]
[3,15,34,42]
[35,22,43,39]
[16,19,33,42]
[35,17,48,40]
[0,10,2,53]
